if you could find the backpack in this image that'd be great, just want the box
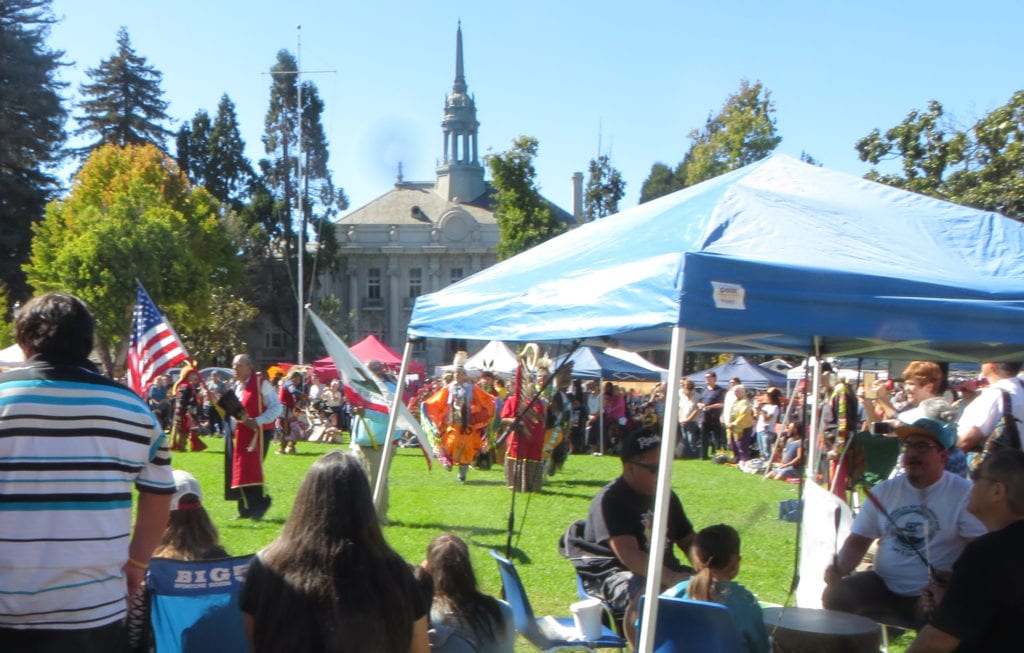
[967,389,1021,472]
[557,519,620,596]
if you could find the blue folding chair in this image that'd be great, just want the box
[146,555,254,653]
[490,550,626,652]
[635,595,745,653]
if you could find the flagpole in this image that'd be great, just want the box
[374,338,416,512]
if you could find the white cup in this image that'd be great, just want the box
[570,597,603,640]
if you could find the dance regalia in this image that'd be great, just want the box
[422,381,496,466]
[502,394,546,492]
[231,373,265,489]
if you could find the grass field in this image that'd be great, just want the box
[172,435,911,650]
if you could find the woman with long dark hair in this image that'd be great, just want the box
[424,534,514,653]
[240,451,429,652]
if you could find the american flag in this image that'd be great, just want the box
[126,284,189,396]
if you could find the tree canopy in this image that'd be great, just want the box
[74,26,171,156]
[0,0,67,308]
[24,143,239,374]
[485,135,565,260]
[583,154,626,221]
[640,79,781,203]
[856,91,1024,221]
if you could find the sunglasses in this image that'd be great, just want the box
[900,440,939,453]
[630,460,660,474]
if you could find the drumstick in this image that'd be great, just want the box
[924,519,932,580]
[864,488,937,576]
[833,506,842,570]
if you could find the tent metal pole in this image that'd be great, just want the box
[374,339,416,512]
[599,377,605,455]
[636,326,686,653]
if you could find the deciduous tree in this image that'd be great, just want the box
[640,80,781,202]
[74,27,171,156]
[0,0,67,306]
[856,91,1024,221]
[24,144,239,374]
[486,136,565,259]
[583,154,626,221]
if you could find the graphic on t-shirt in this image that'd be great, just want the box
[887,505,939,557]
[642,510,653,548]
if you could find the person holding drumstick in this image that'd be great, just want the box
[823,418,985,628]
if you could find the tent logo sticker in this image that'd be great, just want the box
[711,282,746,310]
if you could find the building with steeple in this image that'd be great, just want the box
[317,24,574,372]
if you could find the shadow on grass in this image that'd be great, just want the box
[387,519,508,538]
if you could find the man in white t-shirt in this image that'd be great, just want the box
[823,417,985,627]
[957,362,1024,453]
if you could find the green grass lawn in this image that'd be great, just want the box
[172,435,911,650]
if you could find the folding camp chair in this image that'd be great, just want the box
[635,595,745,653]
[490,550,626,652]
[145,554,253,653]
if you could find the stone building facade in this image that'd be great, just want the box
[315,25,573,372]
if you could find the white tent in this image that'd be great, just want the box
[0,343,24,368]
[464,340,518,376]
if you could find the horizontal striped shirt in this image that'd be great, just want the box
[0,358,173,631]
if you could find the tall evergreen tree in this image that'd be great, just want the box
[177,95,256,214]
[0,0,67,306]
[176,109,211,186]
[74,26,171,155]
[583,154,626,221]
[486,135,565,259]
[256,49,344,345]
[208,95,256,212]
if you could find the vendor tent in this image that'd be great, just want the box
[464,340,518,375]
[405,154,1024,652]
[349,334,426,377]
[604,347,669,382]
[0,343,23,367]
[555,346,664,381]
[686,356,788,390]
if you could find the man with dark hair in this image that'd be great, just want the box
[908,448,1024,652]
[0,292,174,649]
[575,429,695,647]
[957,362,1024,453]
[698,372,726,459]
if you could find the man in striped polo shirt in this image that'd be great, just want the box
[0,292,174,651]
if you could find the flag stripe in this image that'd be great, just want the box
[126,284,188,397]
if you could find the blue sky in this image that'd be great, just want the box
[48,0,1023,214]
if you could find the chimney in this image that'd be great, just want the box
[572,172,584,223]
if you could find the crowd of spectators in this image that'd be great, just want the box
[2,297,1020,653]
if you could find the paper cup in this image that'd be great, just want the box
[570,597,603,640]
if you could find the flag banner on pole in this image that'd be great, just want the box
[307,310,426,442]
[127,283,189,396]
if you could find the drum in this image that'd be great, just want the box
[763,607,880,653]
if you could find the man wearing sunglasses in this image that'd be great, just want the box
[908,448,1024,652]
[577,429,696,647]
[824,417,985,628]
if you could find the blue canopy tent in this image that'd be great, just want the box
[403,154,1024,652]
[555,346,665,382]
[686,356,788,390]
